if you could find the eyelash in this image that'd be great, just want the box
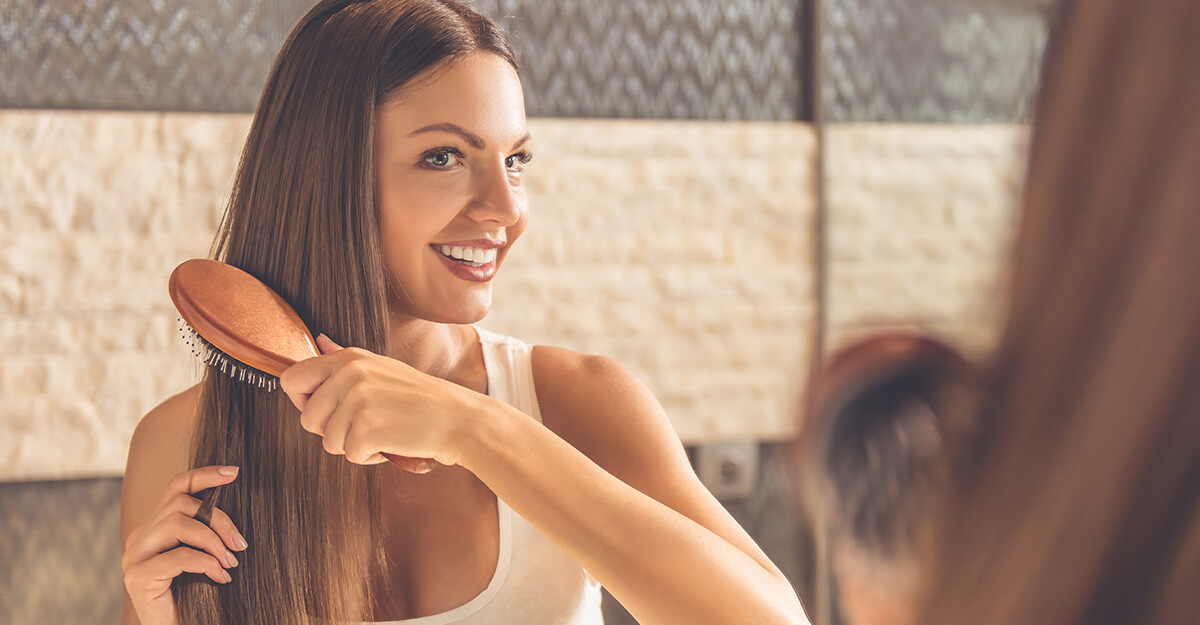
[421,148,464,169]
[506,151,533,172]
[419,148,533,172]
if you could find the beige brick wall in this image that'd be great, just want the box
[1,113,1027,481]
[823,124,1027,356]
[488,120,819,444]
[1,112,245,481]
[0,111,818,480]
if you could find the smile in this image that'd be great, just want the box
[435,245,498,268]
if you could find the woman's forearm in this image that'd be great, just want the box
[457,398,807,625]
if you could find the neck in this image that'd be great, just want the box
[385,314,479,382]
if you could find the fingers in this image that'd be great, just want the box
[124,512,240,571]
[143,492,247,554]
[160,465,240,504]
[296,372,346,439]
[308,387,359,459]
[279,338,363,411]
[315,333,343,354]
[280,340,448,467]
[122,465,249,606]
[208,503,250,552]
[126,545,233,588]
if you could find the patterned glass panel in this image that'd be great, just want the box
[1,0,811,120]
[476,0,810,120]
[824,0,1053,122]
[0,0,311,112]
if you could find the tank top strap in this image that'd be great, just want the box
[473,326,543,424]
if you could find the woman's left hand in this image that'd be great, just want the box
[278,334,481,469]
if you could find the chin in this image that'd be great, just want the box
[421,297,493,325]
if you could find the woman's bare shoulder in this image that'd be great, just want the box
[121,385,201,537]
[529,345,688,480]
[530,346,657,424]
[130,384,201,464]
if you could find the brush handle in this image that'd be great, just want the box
[384,453,439,474]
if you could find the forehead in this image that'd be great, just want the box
[377,52,527,144]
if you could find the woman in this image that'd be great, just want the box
[119,1,806,624]
[915,0,1200,623]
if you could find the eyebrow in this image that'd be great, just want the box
[409,122,532,151]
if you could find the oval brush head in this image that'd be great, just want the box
[169,258,319,385]
[169,258,435,473]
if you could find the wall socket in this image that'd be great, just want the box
[694,440,759,500]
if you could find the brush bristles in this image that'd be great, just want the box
[179,319,279,392]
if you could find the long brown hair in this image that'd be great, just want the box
[174,2,517,623]
[919,0,1200,623]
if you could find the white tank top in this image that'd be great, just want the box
[368,327,606,625]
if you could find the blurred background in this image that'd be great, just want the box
[0,0,1049,622]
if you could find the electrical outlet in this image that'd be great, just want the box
[695,440,759,500]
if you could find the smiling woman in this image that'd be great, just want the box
[374,55,530,322]
[117,2,807,625]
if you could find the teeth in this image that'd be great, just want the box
[437,245,499,265]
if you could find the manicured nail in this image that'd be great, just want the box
[218,466,240,477]
[233,530,248,551]
[226,549,238,567]
[222,569,233,583]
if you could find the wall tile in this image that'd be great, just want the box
[0,111,818,480]
[823,123,1027,356]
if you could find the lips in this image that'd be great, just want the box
[435,244,498,267]
[429,240,504,283]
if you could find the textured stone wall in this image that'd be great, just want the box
[0,112,1026,482]
[1,112,243,481]
[488,119,819,444]
[0,111,819,480]
[823,124,1026,355]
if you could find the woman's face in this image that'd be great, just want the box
[375,51,530,324]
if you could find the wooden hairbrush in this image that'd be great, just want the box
[169,258,436,473]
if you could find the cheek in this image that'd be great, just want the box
[509,195,531,241]
[377,207,431,285]
[377,190,456,252]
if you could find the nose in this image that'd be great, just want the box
[464,159,523,226]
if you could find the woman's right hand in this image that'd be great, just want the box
[121,466,248,625]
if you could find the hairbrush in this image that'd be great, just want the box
[169,258,436,472]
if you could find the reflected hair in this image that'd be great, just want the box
[919,0,1200,624]
[173,2,516,624]
[804,335,978,603]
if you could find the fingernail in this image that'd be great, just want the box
[233,530,248,551]
[218,466,240,477]
[226,549,239,567]
[223,569,233,583]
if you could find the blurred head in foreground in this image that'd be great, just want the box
[802,333,978,625]
[916,0,1200,624]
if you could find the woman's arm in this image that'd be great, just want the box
[472,346,807,625]
[282,337,808,625]
[119,387,247,625]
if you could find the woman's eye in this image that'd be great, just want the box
[423,150,461,168]
[505,152,533,172]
